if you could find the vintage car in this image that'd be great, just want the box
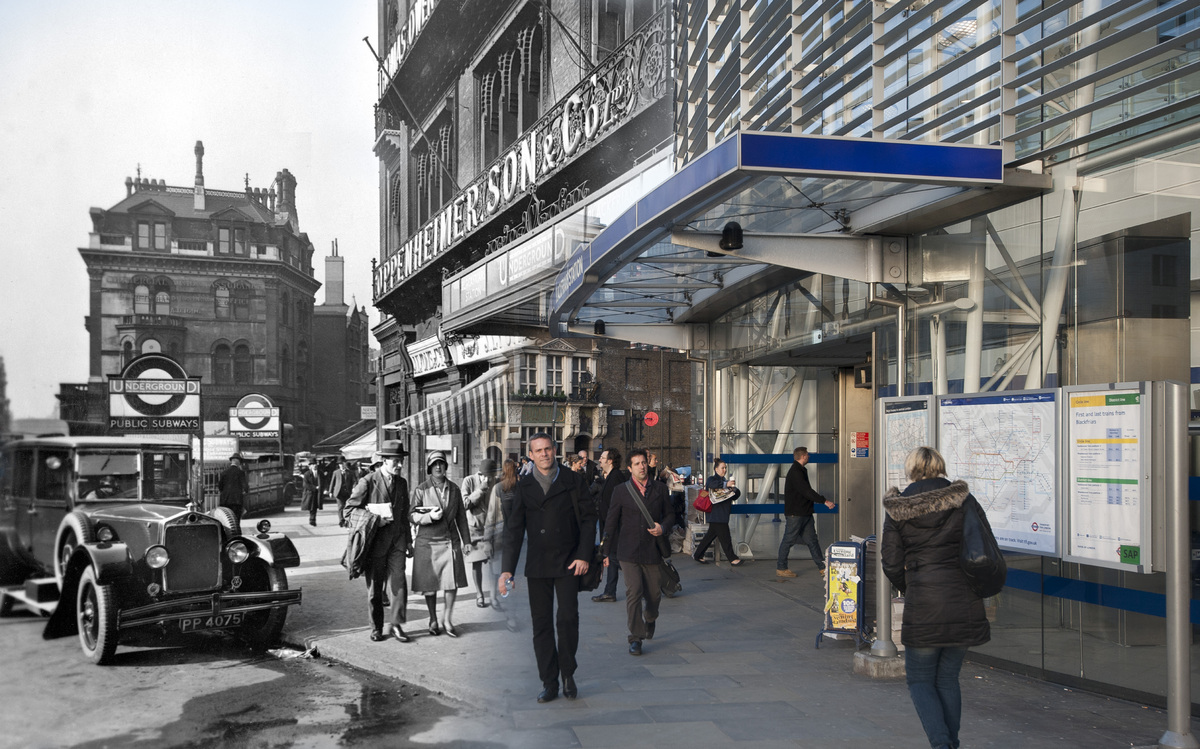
[0,436,302,664]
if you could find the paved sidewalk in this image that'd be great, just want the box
[278,508,1173,748]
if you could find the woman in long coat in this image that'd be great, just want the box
[882,446,991,749]
[410,450,470,637]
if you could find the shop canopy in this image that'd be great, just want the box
[340,429,379,461]
[312,419,375,454]
[382,364,509,435]
[548,130,1049,345]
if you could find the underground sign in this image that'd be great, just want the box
[108,354,201,432]
[229,393,280,438]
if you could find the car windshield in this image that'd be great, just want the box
[76,449,191,503]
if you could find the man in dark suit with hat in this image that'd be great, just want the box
[499,433,595,703]
[344,440,413,642]
[218,453,249,522]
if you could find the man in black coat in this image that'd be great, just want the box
[603,448,673,656]
[499,433,595,704]
[591,447,626,603]
[344,440,412,643]
[217,453,249,521]
[776,446,836,578]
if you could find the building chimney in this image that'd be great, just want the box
[193,140,206,211]
[125,176,133,197]
[274,168,299,231]
[324,239,345,307]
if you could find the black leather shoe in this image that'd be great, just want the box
[476,595,489,608]
[591,593,616,602]
[428,618,441,636]
[692,553,709,564]
[537,685,558,703]
[629,641,643,656]
[562,675,577,699]
[390,625,409,643]
[369,630,385,642]
[645,621,655,640]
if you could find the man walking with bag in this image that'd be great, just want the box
[603,448,674,656]
[499,433,595,703]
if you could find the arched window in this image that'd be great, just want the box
[212,343,232,384]
[141,338,161,354]
[153,276,172,315]
[122,340,134,367]
[281,345,292,386]
[280,290,290,324]
[233,282,252,321]
[134,284,151,314]
[234,343,251,384]
[214,282,231,319]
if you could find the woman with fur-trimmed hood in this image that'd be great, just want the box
[882,446,991,749]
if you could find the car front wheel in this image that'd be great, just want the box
[237,560,288,651]
[76,565,117,664]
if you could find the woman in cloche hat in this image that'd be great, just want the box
[409,450,471,637]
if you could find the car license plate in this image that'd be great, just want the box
[179,612,244,632]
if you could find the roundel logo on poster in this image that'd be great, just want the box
[229,393,281,438]
[108,353,201,432]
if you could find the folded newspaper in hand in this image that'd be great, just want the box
[710,488,735,503]
[366,503,394,520]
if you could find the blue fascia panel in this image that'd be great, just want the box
[739,132,1004,183]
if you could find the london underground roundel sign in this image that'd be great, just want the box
[229,393,281,438]
[108,354,201,432]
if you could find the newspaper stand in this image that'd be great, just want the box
[815,540,867,648]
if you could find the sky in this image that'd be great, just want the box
[0,1,381,419]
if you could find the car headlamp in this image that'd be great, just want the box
[225,541,250,564]
[145,545,170,569]
[256,519,271,534]
[96,525,116,543]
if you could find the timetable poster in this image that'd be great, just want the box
[1067,390,1144,569]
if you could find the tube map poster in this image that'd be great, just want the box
[938,391,1057,555]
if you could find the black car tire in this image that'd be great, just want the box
[76,565,117,664]
[210,507,242,539]
[238,560,289,651]
[56,512,96,588]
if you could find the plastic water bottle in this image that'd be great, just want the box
[501,577,514,598]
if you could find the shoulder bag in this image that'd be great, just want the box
[693,489,713,513]
[569,485,604,592]
[960,496,1007,598]
[626,481,672,559]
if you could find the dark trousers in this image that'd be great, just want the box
[364,521,409,633]
[602,552,621,596]
[526,575,580,687]
[620,560,662,643]
[694,521,738,561]
[777,514,824,570]
[225,504,243,523]
[336,496,349,526]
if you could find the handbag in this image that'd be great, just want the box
[693,489,713,513]
[626,481,671,559]
[569,486,604,592]
[960,495,1007,598]
[659,558,682,597]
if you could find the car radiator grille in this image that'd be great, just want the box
[163,523,221,592]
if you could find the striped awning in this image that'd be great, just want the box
[382,364,509,435]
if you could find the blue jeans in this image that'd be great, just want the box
[905,646,967,749]
[776,514,823,570]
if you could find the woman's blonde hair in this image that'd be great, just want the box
[905,446,946,482]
